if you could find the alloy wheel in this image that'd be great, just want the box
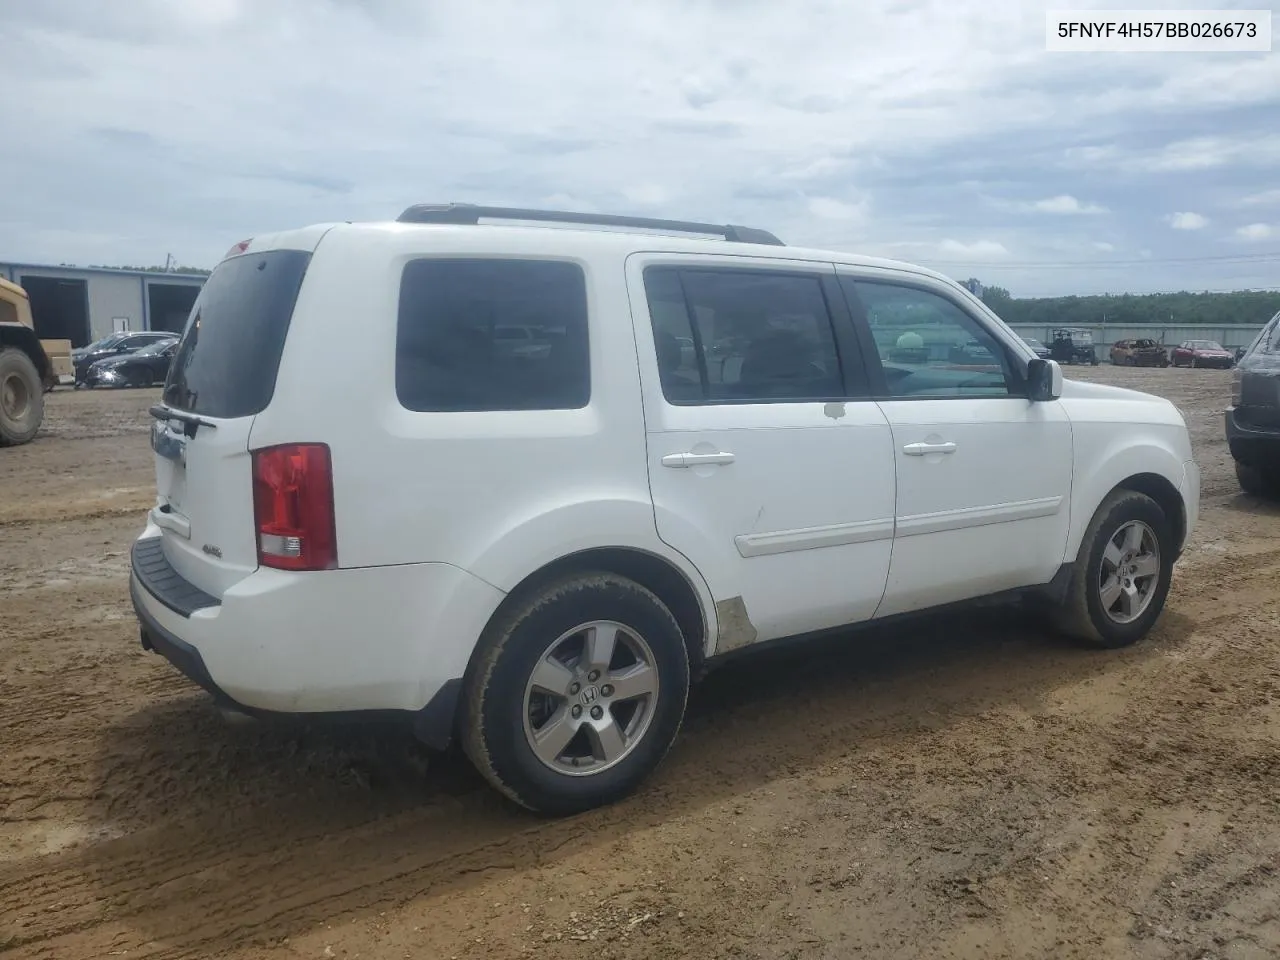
[522,620,660,776]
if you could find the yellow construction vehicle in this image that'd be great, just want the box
[0,276,74,445]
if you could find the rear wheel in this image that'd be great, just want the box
[462,572,691,816]
[1235,460,1280,499]
[1050,490,1174,649]
[0,348,44,446]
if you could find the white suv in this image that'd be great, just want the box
[131,204,1200,815]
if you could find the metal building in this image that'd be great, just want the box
[0,262,206,348]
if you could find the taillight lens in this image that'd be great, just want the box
[251,443,337,571]
[1231,368,1243,405]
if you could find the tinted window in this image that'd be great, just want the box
[842,278,1016,398]
[396,258,589,412]
[1260,314,1280,354]
[88,334,127,351]
[163,249,310,419]
[643,267,845,404]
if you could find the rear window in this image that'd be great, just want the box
[396,258,590,412]
[163,249,310,419]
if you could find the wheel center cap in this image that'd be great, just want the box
[579,685,600,706]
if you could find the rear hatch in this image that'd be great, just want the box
[149,247,312,597]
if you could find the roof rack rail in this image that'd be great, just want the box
[394,203,785,246]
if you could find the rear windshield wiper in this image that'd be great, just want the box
[149,404,218,437]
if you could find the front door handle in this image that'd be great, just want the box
[902,441,957,456]
[661,451,736,468]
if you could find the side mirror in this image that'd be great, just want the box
[1027,358,1063,402]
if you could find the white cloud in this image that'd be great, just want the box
[1029,195,1107,215]
[1239,189,1280,207]
[806,196,866,221]
[1093,241,1115,252]
[937,239,1009,259]
[622,184,670,207]
[1166,212,1208,230]
[1065,135,1280,175]
[1236,223,1275,241]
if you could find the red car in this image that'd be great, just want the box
[1171,339,1234,369]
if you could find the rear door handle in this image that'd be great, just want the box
[902,441,957,456]
[661,452,736,468]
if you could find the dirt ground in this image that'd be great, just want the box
[2,368,1278,960]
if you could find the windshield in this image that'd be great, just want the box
[134,340,175,357]
[84,334,126,352]
[1191,341,1224,350]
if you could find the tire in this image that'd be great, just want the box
[1235,460,1280,499]
[0,348,44,446]
[1050,490,1175,649]
[462,572,691,816]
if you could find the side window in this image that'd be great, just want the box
[1261,315,1280,354]
[841,278,1018,399]
[643,267,845,404]
[396,258,590,412]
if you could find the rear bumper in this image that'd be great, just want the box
[129,527,506,749]
[1226,407,1280,465]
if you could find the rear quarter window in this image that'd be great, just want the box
[162,249,311,419]
[395,258,590,412]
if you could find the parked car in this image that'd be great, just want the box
[83,338,179,388]
[947,339,998,365]
[1171,340,1234,369]
[1021,337,1051,360]
[1110,338,1170,367]
[1049,328,1099,365]
[1226,311,1280,497]
[130,203,1200,815]
[72,331,179,386]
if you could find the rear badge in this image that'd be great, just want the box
[201,544,223,559]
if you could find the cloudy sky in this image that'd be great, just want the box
[1,0,1277,297]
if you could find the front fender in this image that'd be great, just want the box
[1065,431,1188,562]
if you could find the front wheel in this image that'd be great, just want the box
[462,573,690,816]
[1050,490,1175,649]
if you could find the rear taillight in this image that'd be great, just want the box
[251,443,337,571]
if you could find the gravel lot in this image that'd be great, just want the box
[3,367,1279,960]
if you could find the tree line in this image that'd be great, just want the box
[969,281,1280,328]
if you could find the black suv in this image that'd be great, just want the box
[1226,309,1280,497]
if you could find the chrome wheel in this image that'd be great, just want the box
[1099,520,1161,624]
[522,620,660,777]
[0,370,30,422]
